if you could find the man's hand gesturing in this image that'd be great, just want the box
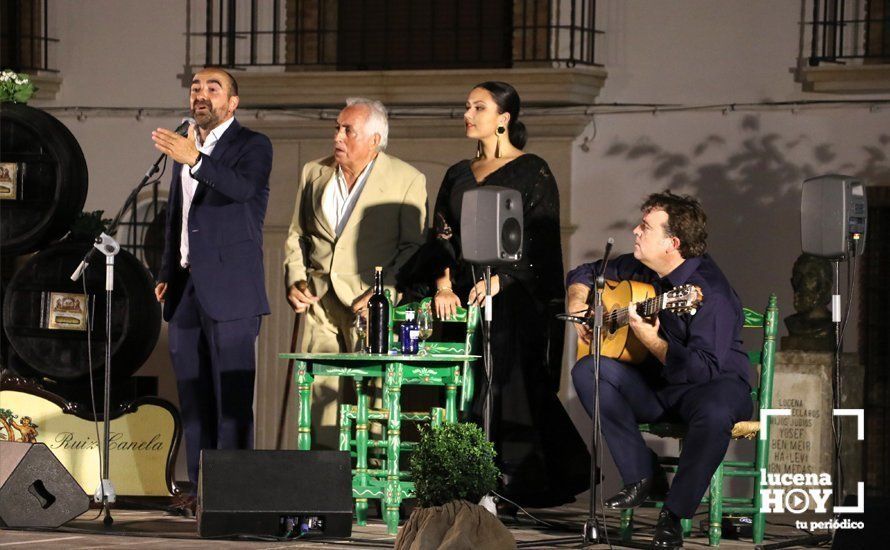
[152,124,200,166]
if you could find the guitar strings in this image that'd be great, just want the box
[604,295,661,327]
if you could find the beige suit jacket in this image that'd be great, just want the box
[283,152,427,306]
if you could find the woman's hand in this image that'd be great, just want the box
[467,275,500,307]
[434,288,461,319]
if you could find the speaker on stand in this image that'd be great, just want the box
[459,185,522,435]
[801,174,867,259]
[760,175,867,550]
[458,186,523,516]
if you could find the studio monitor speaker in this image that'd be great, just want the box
[460,186,523,264]
[801,174,867,259]
[0,441,90,528]
[197,450,352,539]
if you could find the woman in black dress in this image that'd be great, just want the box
[432,81,590,508]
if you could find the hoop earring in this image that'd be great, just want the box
[495,126,506,159]
[476,140,483,159]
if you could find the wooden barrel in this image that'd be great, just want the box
[2,242,161,382]
[0,103,88,256]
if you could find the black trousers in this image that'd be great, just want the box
[168,275,260,488]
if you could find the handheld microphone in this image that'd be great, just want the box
[175,117,195,137]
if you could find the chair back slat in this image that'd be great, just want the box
[391,298,480,353]
[742,295,778,410]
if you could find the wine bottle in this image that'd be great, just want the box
[368,266,390,354]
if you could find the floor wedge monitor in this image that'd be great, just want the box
[197,449,352,539]
[0,441,90,528]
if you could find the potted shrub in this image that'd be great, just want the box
[395,422,515,550]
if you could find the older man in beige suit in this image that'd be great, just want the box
[284,97,427,446]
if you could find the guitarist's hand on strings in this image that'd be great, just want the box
[627,301,668,364]
[627,301,660,338]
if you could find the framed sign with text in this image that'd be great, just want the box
[0,377,182,497]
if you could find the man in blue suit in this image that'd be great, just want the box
[567,192,751,550]
[152,67,272,515]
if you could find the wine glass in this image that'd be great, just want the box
[353,311,368,353]
[416,305,433,355]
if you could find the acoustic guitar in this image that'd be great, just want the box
[575,280,703,364]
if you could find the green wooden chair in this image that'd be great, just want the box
[337,297,480,530]
[389,297,481,418]
[620,294,778,546]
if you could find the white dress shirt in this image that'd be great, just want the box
[179,116,236,268]
[322,157,376,238]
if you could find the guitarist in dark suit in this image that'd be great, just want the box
[566,191,751,550]
[152,67,273,515]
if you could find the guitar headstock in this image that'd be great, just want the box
[663,284,704,315]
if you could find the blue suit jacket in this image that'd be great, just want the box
[158,118,272,322]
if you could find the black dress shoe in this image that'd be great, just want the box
[604,479,652,509]
[651,508,683,549]
[605,467,668,509]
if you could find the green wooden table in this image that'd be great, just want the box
[278,351,478,534]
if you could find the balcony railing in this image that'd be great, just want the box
[188,0,602,71]
[0,0,58,73]
[808,0,890,65]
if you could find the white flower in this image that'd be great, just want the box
[15,79,24,85]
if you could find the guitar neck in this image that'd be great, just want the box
[606,294,664,329]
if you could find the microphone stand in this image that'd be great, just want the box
[92,234,120,526]
[482,266,494,438]
[69,119,188,526]
[478,265,498,516]
[584,238,613,543]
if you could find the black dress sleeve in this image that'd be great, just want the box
[395,163,460,296]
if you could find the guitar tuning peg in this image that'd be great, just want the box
[689,308,697,316]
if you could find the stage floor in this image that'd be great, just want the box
[0,499,825,549]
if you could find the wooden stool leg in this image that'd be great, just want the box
[296,364,313,450]
[431,407,445,428]
[355,380,370,526]
[339,404,351,452]
[708,462,724,546]
[620,508,634,541]
[460,362,474,416]
[384,364,403,535]
[445,384,457,424]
